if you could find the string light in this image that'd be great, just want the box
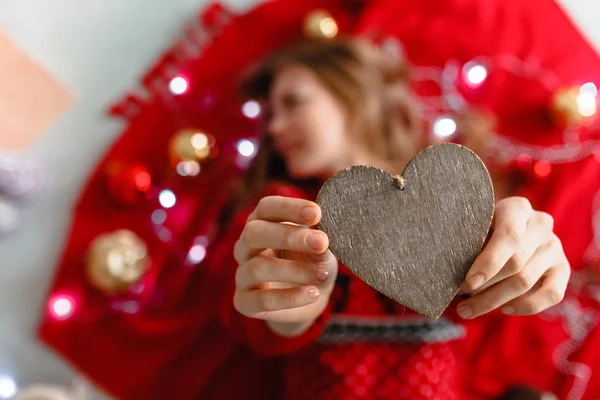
[237,139,256,157]
[577,95,597,117]
[132,166,152,192]
[463,61,488,87]
[187,244,207,264]
[191,133,209,149]
[158,189,176,209]
[433,116,457,138]
[242,101,261,118]
[580,82,598,97]
[533,160,552,178]
[48,294,75,321]
[151,209,167,225]
[168,76,189,95]
[176,161,201,177]
[577,83,598,117]
[0,375,17,399]
[319,17,338,38]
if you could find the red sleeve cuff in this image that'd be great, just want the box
[220,283,332,356]
[235,307,331,356]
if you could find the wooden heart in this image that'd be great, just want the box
[316,143,494,319]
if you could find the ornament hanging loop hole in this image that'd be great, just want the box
[393,175,405,191]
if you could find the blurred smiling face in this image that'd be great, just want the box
[266,65,351,179]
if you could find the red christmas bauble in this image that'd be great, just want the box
[105,162,152,206]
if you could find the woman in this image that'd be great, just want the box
[220,38,570,399]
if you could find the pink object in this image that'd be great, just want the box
[0,31,73,150]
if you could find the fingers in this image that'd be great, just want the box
[234,220,329,264]
[468,211,554,294]
[236,255,330,290]
[234,196,326,264]
[501,252,570,315]
[457,242,555,319]
[465,197,533,291]
[247,196,321,226]
[234,285,321,319]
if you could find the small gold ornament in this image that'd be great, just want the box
[303,10,339,39]
[551,86,590,126]
[168,128,213,169]
[86,230,150,294]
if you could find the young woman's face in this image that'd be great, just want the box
[267,65,353,179]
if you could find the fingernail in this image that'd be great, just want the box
[301,207,316,222]
[467,274,485,290]
[307,233,325,250]
[316,268,329,282]
[308,287,320,299]
[502,306,516,315]
[457,305,473,319]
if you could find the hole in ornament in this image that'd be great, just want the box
[393,175,405,191]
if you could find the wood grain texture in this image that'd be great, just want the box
[316,143,494,319]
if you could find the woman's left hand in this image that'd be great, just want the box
[457,197,570,319]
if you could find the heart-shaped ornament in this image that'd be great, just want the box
[316,143,494,319]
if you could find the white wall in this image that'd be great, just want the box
[0,0,598,398]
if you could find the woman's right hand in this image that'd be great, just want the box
[233,196,338,337]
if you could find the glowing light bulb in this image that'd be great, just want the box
[237,139,256,157]
[191,133,209,150]
[242,101,261,118]
[463,62,488,87]
[0,375,17,399]
[176,161,201,177]
[580,82,598,97]
[533,160,552,178]
[187,244,207,264]
[319,17,338,38]
[577,94,597,117]
[433,117,457,138]
[159,190,176,209]
[151,209,167,225]
[168,76,189,95]
[49,295,75,321]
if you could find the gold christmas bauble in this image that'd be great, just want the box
[551,86,585,126]
[168,128,213,168]
[86,230,150,294]
[303,10,338,39]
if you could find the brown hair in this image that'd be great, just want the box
[234,38,422,206]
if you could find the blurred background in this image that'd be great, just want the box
[0,0,599,399]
